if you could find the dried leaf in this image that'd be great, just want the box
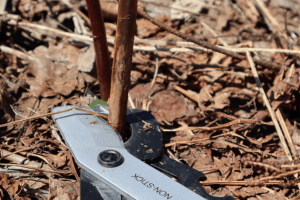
[47,67,79,96]
[77,44,95,72]
[7,179,21,196]
[26,58,55,98]
[48,178,80,200]
[47,152,68,168]
[213,157,231,178]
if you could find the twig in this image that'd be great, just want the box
[258,167,300,182]
[7,20,94,45]
[136,8,281,70]
[0,0,7,13]
[0,107,108,128]
[253,0,288,40]
[67,151,80,182]
[139,0,218,17]
[72,12,86,35]
[168,68,182,80]
[0,149,54,177]
[86,0,111,101]
[242,160,283,173]
[137,46,300,55]
[177,121,194,136]
[61,0,91,26]
[108,0,138,138]
[6,20,300,55]
[246,51,292,160]
[27,153,57,171]
[173,85,198,102]
[275,108,300,189]
[71,7,90,26]
[276,109,297,157]
[141,99,151,111]
[166,149,182,163]
[72,12,82,34]
[225,47,300,54]
[0,147,35,161]
[10,105,24,119]
[128,93,136,109]
[0,163,69,174]
[231,2,249,23]
[134,46,197,53]
[50,125,66,147]
[17,172,35,195]
[200,20,227,46]
[147,45,159,97]
[0,46,35,61]
[165,131,244,147]
[17,177,49,184]
[134,38,300,54]
[7,190,15,200]
[163,117,270,133]
[200,180,282,186]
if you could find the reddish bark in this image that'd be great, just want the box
[86,0,111,101]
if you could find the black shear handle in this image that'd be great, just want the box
[151,156,234,200]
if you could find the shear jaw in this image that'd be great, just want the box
[51,106,207,200]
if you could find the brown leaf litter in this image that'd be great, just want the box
[1,0,300,199]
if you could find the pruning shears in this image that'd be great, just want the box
[51,104,234,200]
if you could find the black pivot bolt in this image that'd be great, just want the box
[98,150,124,168]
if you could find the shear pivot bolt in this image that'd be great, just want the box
[98,150,124,168]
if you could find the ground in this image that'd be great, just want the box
[0,0,300,199]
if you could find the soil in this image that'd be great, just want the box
[1,0,300,199]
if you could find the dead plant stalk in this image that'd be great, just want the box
[85,0,111,101]
[246,51,292,160]
[108,0,138,138]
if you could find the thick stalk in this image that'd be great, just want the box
[108,0,138,138]
[86,0,111,101]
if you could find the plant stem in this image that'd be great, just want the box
[86,0,111,101]
[108,0,138,138]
